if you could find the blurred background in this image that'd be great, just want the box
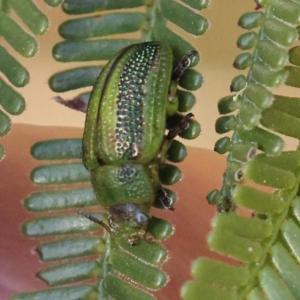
[6,0,262,150]
[2,1,299,299]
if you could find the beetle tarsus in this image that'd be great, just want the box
[172,50,199,81]
[157,190,175,211]
[76,208,112,234]
[167,113,194,140]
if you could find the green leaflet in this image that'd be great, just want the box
[11,286,98,300]
[62,0,145,14]
[59,12,146,39]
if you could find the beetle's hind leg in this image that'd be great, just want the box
[167,113,194,139]
[76,208,112,234]
[172,50,199,81]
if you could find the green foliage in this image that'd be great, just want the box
[0,0,60,160]
[183,0,300,299]
[16,139,175,300]
[12,0,300,299]
[11,1,208,300]
[49,0,206,104]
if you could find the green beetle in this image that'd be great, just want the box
[79,42,198,245]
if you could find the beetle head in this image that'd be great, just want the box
[109,204,151,246]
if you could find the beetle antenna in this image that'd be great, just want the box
[76,208,112,234]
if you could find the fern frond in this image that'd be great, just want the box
[0,0,60,160]
[12,1,210,299]
[49,0,207,106]
[182,0,300,299]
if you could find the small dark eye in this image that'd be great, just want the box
[135,212,149,226]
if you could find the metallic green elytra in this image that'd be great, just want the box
[82,42,198,245]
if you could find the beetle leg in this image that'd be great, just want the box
[144,232,154,243]
[172,50,199,81]
[54,95,88,113]
[127,236,138,246]
[127,230,154,246]
[167,113,194,139]
[76,208,112,234]
[156,189,175,211]
[128,230,146,246]
[147,163,175,210]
